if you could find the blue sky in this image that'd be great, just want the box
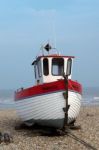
[0,0,99,89]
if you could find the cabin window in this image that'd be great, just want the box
[34,64,37,78]
[43,58,49,76]
[66,58,72,75]
[37,61,42,77]
[52,58,64,75]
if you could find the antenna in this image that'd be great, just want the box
[52,19,57,49]
[48,12,57,50]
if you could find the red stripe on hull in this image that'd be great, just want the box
[15,80,82,101]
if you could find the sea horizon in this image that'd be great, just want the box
[0,87,99,105]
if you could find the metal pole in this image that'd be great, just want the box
[65,75,68,126]
[63,73,69,130]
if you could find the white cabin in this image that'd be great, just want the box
[32,54,74,85]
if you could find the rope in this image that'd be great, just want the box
[64,80,97,150]
[68,131,97,150]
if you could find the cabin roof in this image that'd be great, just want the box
[32,55,75,65]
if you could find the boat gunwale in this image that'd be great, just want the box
[15,79,82,101]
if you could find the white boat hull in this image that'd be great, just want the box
[15,90,81,128]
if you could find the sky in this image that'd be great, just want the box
[0,0,99,89]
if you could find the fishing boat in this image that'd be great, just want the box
[15,44,82,129]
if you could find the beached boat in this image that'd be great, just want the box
[15,44,82,129]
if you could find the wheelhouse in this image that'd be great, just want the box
[32,55,74,85]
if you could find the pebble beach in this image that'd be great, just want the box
[0,106,99,150]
